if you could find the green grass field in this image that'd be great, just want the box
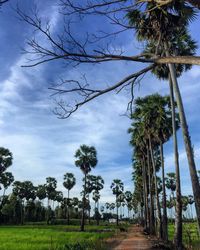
[0,224,115,250]
[168,222,200,249]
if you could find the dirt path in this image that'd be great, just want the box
[112,225,155,250]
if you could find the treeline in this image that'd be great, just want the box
[0,146,135,231]
[129,94,200,248]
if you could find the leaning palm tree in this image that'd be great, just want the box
[63,173,76,224]
[110,179,124,226]
[75,144,98,231]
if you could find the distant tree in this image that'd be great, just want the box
[110,179,124,226]
[125,191,132,218]
[105,202,110,213]
[12,181,35,224]
[63,173,76,224]
[75,144,97,231]
[92,190,101,225]
[0,147,13,174]
[0,172,14,198]
[188,195,194,219]
[166,173,176,199]
[36,185,46,201]
[45,177,57,224]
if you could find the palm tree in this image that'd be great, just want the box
[110,179,124,226]
[166,173,176,200]
[75,144,98,231]
[92,190,101,225]
[92,175,104,225]
[36,185,46,202]
[84,174,96,224]
[45,177,57,224]
[125,191,132,219]
[63,173,76,224]
[188,195,194,220]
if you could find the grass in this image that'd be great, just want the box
[0,224,116,250]
[168,222,200,249]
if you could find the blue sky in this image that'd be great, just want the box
[0,0,200,205]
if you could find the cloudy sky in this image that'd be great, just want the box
[0,0,200,206]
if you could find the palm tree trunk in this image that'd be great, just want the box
[142,157,150,233]
[168,72,182,249]
[149,137,162,239]
[147,145,155,235]
[67,189,70,225]
[97,200,100,225]
[165,42,200,233]
[160,142,168,241]
[116,195,119,226]
[80,173,87,231]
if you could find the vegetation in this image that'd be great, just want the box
[0,224,114,250]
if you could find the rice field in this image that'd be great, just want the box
[0,224,115,250]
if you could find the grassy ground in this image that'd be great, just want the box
[168,222,200,249]
[0,224,117,250]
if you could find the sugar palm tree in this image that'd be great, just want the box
[63,173,76,224]
[188,195,194,219]
[125,191,132,219]
[75,144,97,231]
[110,179,124,226]
[166,173,176,200]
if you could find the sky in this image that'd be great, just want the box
[0,0,200,207]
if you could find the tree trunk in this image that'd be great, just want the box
[20,199,24,225]
[168,72,182,249]
[160,142,168,241]
[147,145,155,235]
[97,200,100,225]
[142,157,150,233]
[116,195,119,226]
[80,173,87,231]
[67,189,70,225]
[149,137,163,239]
[165,42,200,234]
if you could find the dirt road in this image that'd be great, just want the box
[113,225,154,250]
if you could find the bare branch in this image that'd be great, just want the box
[51,65,154,118]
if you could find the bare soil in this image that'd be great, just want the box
[107,225,157,250]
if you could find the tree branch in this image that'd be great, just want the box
[51,65,154,118]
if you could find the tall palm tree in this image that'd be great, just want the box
[110,179,124,226]
[75,144,98,231]
[63,173,76,224]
